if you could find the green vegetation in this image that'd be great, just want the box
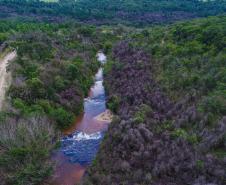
[0,0,226,184]
[83,15,226,185]
[0,17,125,184]
[0,116,57,185]
[171,128,199,144]
[119,15,226,158]
[0,19,120,185]
[6,21,101,129]
[133,104,152,123]
[131,16,226,122]
[1,0,226,25]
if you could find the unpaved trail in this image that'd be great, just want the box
[0,51,16,110]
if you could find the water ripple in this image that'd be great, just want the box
[61,131,104,165]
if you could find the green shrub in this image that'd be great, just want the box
[200,94,226,116]
[155,120,173,133]
[171,128,188,139]
[36,99,52,113]
[0,112,7,123]
[49,107,74,129]
[103,41,112,54]
[54,75,67,91]
[187,134,199,144]
[77,26,95,37]
[27,78,45,98]
[107,95,120,113]
[13,98,29,115]
[133,104,152,123]
[171,128,199,144]
[9,163,52,185]
[211,148,226,159]
[20,62,39,79]
[196,160,204,170]
[0,33,7,43]
[104,60,114,74]
[13,98,45,116]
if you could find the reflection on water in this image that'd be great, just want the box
[50,52,109,185]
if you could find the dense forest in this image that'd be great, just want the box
[0,0,225,185]
[83,15,226,185]
[1,0,226,25]
[0,20,123,184]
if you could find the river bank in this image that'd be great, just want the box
[82,38,226,185]
[50,52,112,185]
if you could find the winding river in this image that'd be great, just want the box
[50,52,110,185]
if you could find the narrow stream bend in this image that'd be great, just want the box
[50,52,110,185]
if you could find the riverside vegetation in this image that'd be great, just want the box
[0,20,122,185]
[0,1,225,185]
[83,16,226,185]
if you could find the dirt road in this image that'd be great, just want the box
[0,51,16,110]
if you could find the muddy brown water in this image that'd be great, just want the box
[50,52,109,185]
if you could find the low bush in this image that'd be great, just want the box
[49,107,74,129]
[107,95,120,113]
[133,104,152,123]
